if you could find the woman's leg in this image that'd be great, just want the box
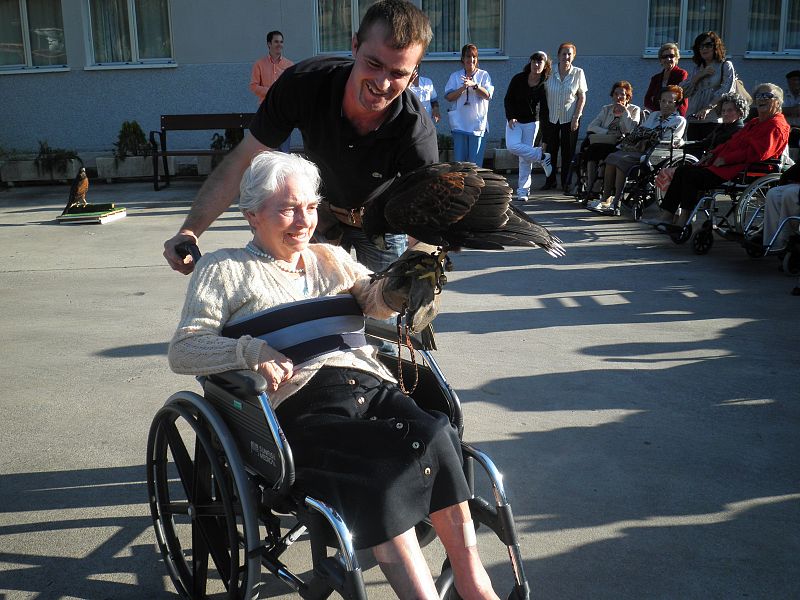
[473,134,488,168]
[560,123,578,190]
[507,122,539,196]
[600,163,616,200]
[430,502,500,600]
[541,122,558,189]
[673,168,725,227]
[372,528,439,600]
[453,132,469,162]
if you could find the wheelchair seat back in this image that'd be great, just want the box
[203,374,286,484]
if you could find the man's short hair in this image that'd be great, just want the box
[786,70,800,80]
[356,0,432,53]
[267,30,283,44]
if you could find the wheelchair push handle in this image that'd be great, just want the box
[175,241,202,263]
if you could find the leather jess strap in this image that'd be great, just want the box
[326,202,364,229]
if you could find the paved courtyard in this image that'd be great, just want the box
[0,176,798,599]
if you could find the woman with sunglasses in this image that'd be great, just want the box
[645,83,790,230]
[680,32,736,126]
[503,50,553,201]
[643,43,688,116]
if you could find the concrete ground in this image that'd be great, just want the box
[0,173,798,600]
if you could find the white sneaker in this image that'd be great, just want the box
[540,153,553,178]
[514,194,527,203]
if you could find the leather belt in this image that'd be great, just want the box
[327,202,364,229]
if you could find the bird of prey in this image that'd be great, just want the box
[62,167,89,215]
[364,162,564,333]
[361,161,564,256]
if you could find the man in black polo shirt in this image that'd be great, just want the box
[163,0,437,275]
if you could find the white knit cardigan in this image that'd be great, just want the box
[168,243,397,406]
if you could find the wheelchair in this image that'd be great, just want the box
[147,320,530,600]
[660,160,783,255]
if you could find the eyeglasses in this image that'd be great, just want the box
[755,92,776,100]
[700,42,714,49]
[661,54,676,59]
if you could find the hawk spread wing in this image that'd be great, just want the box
[361,161,564,257]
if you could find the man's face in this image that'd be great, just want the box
[268,35,284,57]
[348,25,422,115]
[788,76,800,95]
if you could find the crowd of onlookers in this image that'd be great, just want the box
[412,31,799,261]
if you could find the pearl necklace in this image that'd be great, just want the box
[246,241,305,274]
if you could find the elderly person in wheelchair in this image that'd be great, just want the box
[644,83,790,230]
[587,85,686,214]
[167,151,501,600]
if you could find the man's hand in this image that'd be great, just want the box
[255,346,294,393]
[164,231,199,275]
[508,118,518,130]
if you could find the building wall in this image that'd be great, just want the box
[1,0,795,156]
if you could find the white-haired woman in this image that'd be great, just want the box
[168,151,500,600]
[647,83,790,229]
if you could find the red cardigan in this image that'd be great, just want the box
[707,113,790,181]
[644,67,689,116]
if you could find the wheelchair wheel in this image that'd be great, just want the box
[735,173,781,234]
[147,392,261,600]
[783,250,800,275]
[671,223,692,245]
[692,228,714,255]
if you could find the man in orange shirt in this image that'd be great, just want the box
[250,30,293,152]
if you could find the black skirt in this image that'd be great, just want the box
[276,367,471,550]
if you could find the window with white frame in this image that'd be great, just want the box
[645,0,725,55]
[747,0,799,56]
[315,0,502,56]
[87,0,173,66]
[0,0,66,70]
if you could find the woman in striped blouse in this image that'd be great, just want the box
[542,42,588,192]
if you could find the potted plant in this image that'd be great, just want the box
[437,133,454,162]
[0,141,81,185]
[96,120,173,182]
[197,127,245,175]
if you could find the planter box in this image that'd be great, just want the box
[96,156,175,183]
[1,159,81,185]
[492,149,518,173]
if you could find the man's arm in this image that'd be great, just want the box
[163,134,268,274]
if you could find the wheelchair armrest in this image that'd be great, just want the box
[365,318,436,351]
[206,369,268,397]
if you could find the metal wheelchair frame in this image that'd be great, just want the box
[147,321,530,600]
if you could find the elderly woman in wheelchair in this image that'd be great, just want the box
[161,151,521,600]
[643,83,791,236]
[587,85,686,214]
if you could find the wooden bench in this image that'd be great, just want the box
[149,113,255,191]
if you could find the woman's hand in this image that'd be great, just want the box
[255,346,294,393]
[693,65,714,83]
[694,107,712,120]
[612,103,625,117]
[507,118,518,129]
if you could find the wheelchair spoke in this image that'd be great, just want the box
[192,522,210,598]
[163,419,197,503]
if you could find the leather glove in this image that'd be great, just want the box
[378,245,447,332]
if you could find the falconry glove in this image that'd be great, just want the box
[375,244,447,332]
